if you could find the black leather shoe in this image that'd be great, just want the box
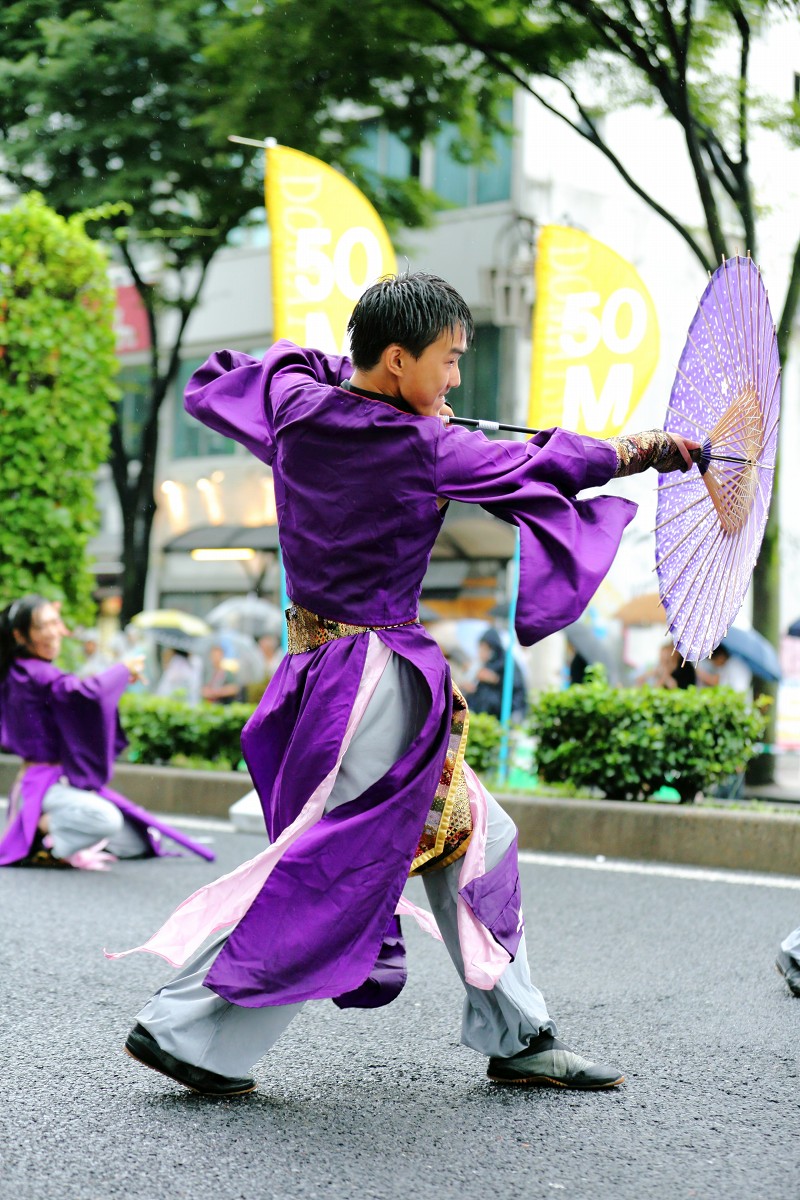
[776,949,800,997]
[124,1023,256,1096]
[487,1031,624,1089]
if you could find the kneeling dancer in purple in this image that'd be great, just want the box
[0,596,215,870]
[111,272,696,1096]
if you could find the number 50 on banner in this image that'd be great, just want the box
[266,144,397,355]
[529,226,659,438]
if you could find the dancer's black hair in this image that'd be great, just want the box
[347,271,474,369]
[0,594,49,681]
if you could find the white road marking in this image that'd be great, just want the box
[517,850,800,891]
[3,797,796,890]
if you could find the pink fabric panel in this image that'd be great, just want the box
[105,634,392,966]
[456,764,513,988]
[393,763,513,990]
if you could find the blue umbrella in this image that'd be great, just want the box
[720,626,781,682]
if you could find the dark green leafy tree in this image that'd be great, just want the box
[256,0,795,777]
[0,0,511,622]
[0,192,118,622]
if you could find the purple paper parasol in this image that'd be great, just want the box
[655,256,781,663]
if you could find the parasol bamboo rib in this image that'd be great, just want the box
[661,520,724,622]
[712,265,746,397]
[683,510,743,654]
[671,522,728,656]
[663,523,725,634]
[652,489,712,531]
[707,523,747,649]
[655,502,719,575]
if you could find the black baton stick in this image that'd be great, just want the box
[440,415,750,470]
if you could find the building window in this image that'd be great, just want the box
[456,325,501,423]
[432,107,513,208]
[351,121,417,180]
[117,363,151,459]
[172,359,237,459]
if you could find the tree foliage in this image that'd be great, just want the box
[0,192,118,622]
[0,0,512,621]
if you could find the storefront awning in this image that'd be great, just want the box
[164,505,515,564]
[163,524,280,553]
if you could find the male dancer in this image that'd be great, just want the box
[116,272,696,1095]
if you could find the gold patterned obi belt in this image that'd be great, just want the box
[284,603,472,875]
[286,603,420,654]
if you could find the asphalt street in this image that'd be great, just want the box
[1,818,798,1200]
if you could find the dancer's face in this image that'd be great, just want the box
[393,326,467,417]
[17,602,63,661]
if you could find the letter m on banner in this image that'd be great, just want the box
[266,144,397,355]
[528,225,659,437]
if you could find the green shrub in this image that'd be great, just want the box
[0,193,119,623]
[119,694,255,771]
[121,692,508,778]
[464,710,504,775]
[527,671,768,802]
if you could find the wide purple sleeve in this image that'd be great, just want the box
[434,424,637,646]
[184,341,353,463]
[49,663,130,790]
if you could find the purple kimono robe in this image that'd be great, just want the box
[156,340,635,1008]
[0,657,214,865]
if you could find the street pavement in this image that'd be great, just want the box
[1,818,799,1200]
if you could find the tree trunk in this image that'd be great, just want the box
[119,470,158,625]
[746,514,779,784]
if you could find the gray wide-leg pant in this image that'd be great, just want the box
[136,653,554,1076]
[42,781,150,859]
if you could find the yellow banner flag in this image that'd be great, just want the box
[528,225,659,436]
[266,144,397,354]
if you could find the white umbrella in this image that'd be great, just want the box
[205,595,283,637]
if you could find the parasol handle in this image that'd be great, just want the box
[689,438,751,475]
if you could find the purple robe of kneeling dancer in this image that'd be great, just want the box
[0,656,215,866]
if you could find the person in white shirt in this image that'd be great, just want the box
[696,645,752,695]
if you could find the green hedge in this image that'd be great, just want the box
[527,670,768,802]
[119,679,764,805]
[119,694,254,771]
[119,693,506,776]
[464,711,504,774]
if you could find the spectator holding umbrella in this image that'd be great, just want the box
[154,646,203,705]
[462,625,528,722]
[636,643,696,689]
[201,642,241,705]
[696,643,752,696]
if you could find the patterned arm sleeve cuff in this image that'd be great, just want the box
[609,430,687,477]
